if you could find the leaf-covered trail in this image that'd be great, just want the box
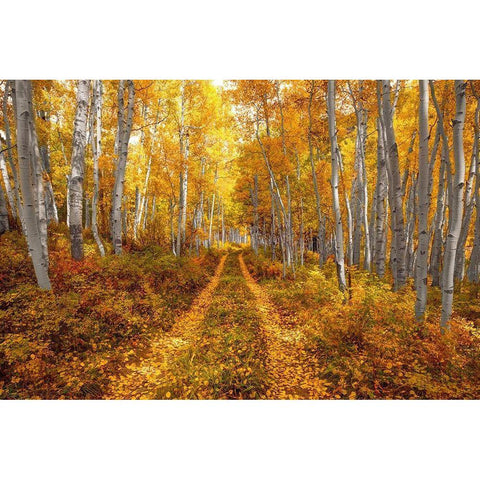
[239,254,326,399]
[108,251,326,399]
[108,254,228,399]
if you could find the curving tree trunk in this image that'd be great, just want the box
[429,80,451,287]
[14,80,51,290]
[68,80,90,260]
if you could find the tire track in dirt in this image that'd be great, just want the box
[239,253,327,399]
[108,254,228,399]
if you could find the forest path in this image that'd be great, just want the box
[108,254,228,399]
[108,250,325,399]
[239,253,326,399]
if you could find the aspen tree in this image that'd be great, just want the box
[415,80,430,321]
[441,81,467,329]
[68,80,90,260]
[467,84,480,283]
[112,80,135,255]
[327,80,347,292]
[380,80,407,290]
[14,80,51,290]
[90,80,105,256]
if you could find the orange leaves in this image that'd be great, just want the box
[242,250,480,399]
[0,234,221,399]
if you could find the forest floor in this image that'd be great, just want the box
[108,250,327,399]
[3,229,480,399]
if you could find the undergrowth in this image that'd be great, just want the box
[0,229,220,399]
[242,248,480,399]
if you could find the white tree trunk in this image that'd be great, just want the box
[467,85,480,283]
[176,82,190,256]
[3,81,26,233]
[414,80,430,321]
[26,99,49,266]
[441,81,467,330]
[454,148,476,280]
[0,153,16,217]
[308,81,325,267]
[90,80,105,256]
[374,117,388,277]
[348,81,370,270]
[112,80,135,255]
[327,80,347,292]
[14,80,51,290]
[69,80,90,260]
[429,80,451,287]
[39,146,58,223]
[380,80,407,290]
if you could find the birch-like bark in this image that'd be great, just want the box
[27,88,49,266]
[454,147,476,280]
[68,80,90,260]
[380,80,407,290]
[327,80,347,292]
[467,85,480,283]
[270,179,276,261]
[208,165,218,248]
[112,80,135,255]
[250,175,259,254]
[285,174,294,271]
[275,81,294,269]
[414,80,430,321]
[405,174,417,278]
[0,153,15,216]
[66,175,70,227]
[15,80,51,290]
[255,108,289,274]
[195,157,206,254]
[429,81,451,286]
[39,146,58,223]
[181,136,189,242]
[90,80,105,256]
[3,81,25,232]
[374,117,388,277]
[134,185,140,239]
[348,81,371,270]
[176,82,189,255]
[441,81,467,330]
[430,145,447,286]
[308,81,325,267]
